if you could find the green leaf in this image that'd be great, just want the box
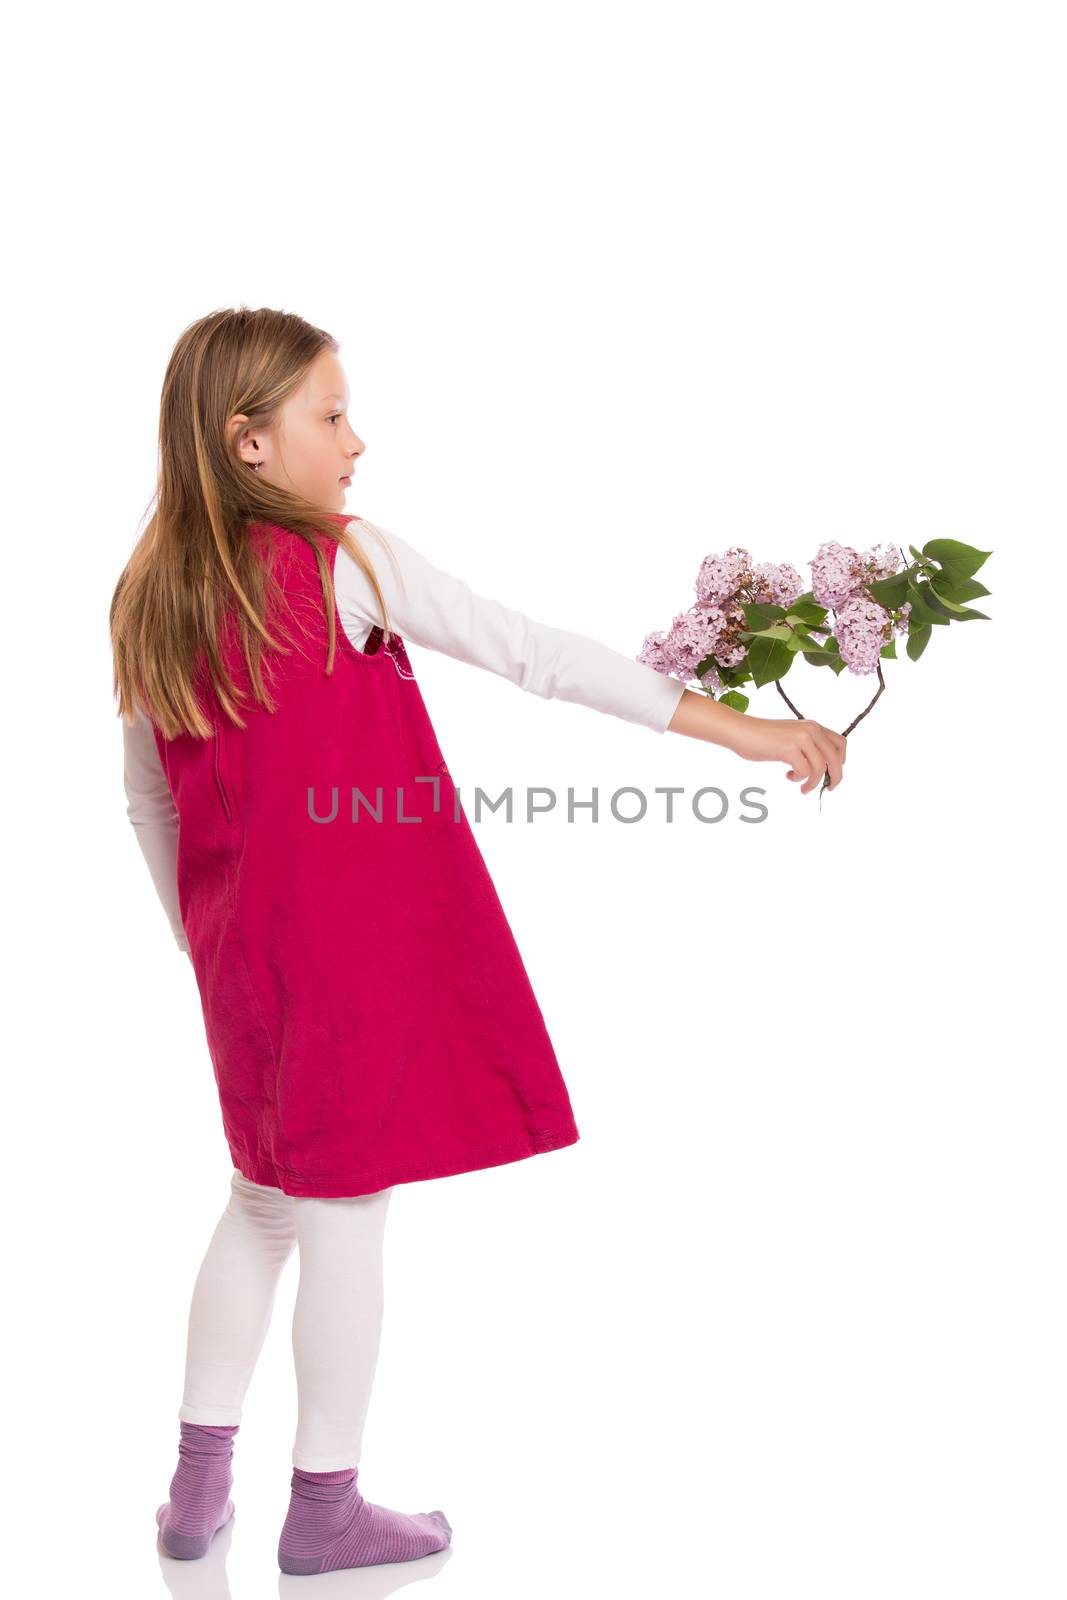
[921,538,992,588]
[906,623,932,661]
[920,586,961,620]
[785,599,829,626]
[880,639,897,659]
[906,582,952,627]
[746,633,795,687]
[718,691,750,712]
[928,583,991,619]
[927,581,974,614]
[741,601,787,630]
[865,572,910,608]
[797,634,834,656]
[931,576,991,603]
[785,624,833,655]
[802,632,841,665]
[925,584,990,622]
[715,661,752,688]
[909,544,925,561]
[740,625,793,642]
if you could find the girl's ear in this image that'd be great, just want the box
[229,411,261,469]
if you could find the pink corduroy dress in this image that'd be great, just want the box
[151,517,579,1197]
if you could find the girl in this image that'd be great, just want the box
[112,306,846,1578]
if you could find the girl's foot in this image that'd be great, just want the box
[156,1421,239,1560]
[277,1466,452,1575]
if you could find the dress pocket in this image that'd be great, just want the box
[212,716,235,824]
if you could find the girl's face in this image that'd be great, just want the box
[230,347,365,510]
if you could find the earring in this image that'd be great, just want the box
[252,461,262,471]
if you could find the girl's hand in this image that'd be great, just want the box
[666,691,847,794]
[725,714,846,793]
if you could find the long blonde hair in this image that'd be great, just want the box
[110,305,393,740]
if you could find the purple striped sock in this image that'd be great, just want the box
[156,1422,238,1560]
[277,1465,452,1575]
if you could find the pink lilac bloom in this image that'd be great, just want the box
[703,601,749,668]
[695,547,752,604]
[666,606,727,686]
[636,629,673,675]
[810,542,864,609]
[891,601,912,638]
[638,611,724,690]
[695,599,750,668]
[753,560,805,607]
[862,543,903,581]
[641,539,903,691]
[811,539,905,610]
[835,595,895,674]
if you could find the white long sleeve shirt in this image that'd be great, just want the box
[123,518,687,953]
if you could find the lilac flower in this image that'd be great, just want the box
[636,629,673,674]
[810,541,864,609]
[753,560,805,608]
[863,543,904,581]
[666,606,726,683]
[835,595,893,674]
[641,536,921,699]
[695,547,752,604]
[891,601,912,638]
[704,602,749,668]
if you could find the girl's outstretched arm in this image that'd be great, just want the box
[339,519,845,790]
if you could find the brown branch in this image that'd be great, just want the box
[773,661,888,809]
[774,679,807,719]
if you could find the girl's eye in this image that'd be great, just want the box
[327,413,342,425]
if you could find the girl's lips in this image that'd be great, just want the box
[340,476,352,486]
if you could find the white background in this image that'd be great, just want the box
[6,2,1064,1596]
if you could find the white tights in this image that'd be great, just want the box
[177,1168,394,1471]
